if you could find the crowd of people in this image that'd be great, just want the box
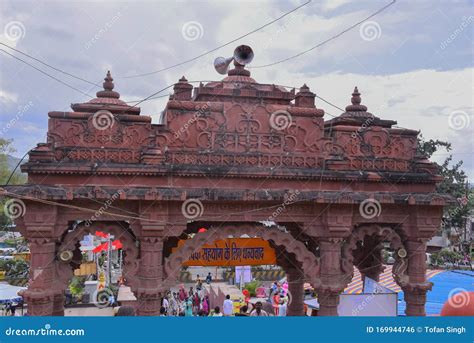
[160,273,212,316]
[155,276,289,317]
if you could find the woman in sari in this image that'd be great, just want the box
[202,295,209,316]
[185,297,193,316]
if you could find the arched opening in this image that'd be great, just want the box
[342,224,408,288]
[52,221,139,316]
[162,222,320,316]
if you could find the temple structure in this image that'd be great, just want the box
[3,53,450,316]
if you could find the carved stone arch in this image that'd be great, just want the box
[163,224,321,289]
[341,224,408,288]
[55,221,140,293]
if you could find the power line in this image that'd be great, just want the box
[250,0,396,68]
[0,49,95,99]
[0,42,100,87]
[119,0,312,79]
[123,80,343,117]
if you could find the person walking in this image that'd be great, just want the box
[210,306,223,317]
[223,294,233,316]
[272,290,280,315]
[192,292,201,314]
[202,295,210,316]
[178,286,187,302]
[169,292,179,316]
[250,301,269,316]
[196,274,203,291]
[206,272,212,284]
[162,294,169,315]
[235,305,249,316]
[278,297,287,317]
[184,297,193,317]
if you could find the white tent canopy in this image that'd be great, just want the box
[0,283,26,304]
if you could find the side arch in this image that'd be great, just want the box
[341,224,408,289]
[55,221,140,293]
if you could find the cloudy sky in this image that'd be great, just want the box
[0,0,472,180]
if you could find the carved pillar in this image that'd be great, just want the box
[136,236,163,316]
[22,238,57,316]
[317,238,344,316]
[52,292,65,316]
[403,239,431,316]
[286,268,305,316]
[355,235,385,283]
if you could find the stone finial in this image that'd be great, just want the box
[103,70,114,91]
[351,87,361,105]
[345,86,368,112]
[173,76,193,100]
[295,83,315,108]
[96,70,120,99]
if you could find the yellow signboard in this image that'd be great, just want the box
[73,262,97,276]
[174,238,276,266]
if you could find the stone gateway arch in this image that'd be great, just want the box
[3,56,449,316]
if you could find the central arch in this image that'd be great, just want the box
[163,223,321,290]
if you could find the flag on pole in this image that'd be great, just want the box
[95,231,109,239]
[93,242,109,253]
[112,239,123,250]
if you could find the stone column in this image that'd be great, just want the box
[286,268,305,316]
[403,239,431,316]
[22,238,57,316]
[136,236,163,316]
[357,235,385,283]
[52,292,65,316]
[317,238,344,316]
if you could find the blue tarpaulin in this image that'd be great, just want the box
[398,270,474,315]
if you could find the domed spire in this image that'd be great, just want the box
[103,70,114,91]
[96,70,120,99]
[345,86,368,113]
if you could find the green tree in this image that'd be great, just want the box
[0,138,26,231]
[417,136,472,247]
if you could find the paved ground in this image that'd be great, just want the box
[65,307,114,316]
